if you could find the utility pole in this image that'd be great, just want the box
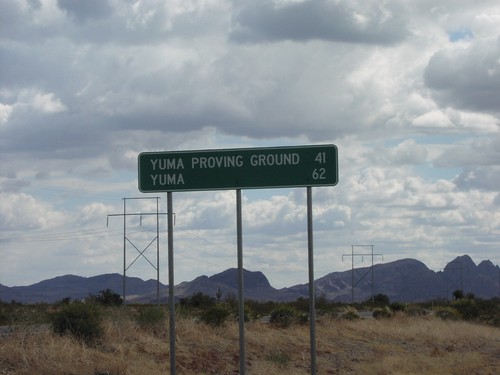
[107,197,169,305]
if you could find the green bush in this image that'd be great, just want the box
[200,305,230,327]
[51,302,103,345]
[489,315,500,327]
[179,292,215,309]
[95,289,123,306]
[136,306,166,328]
[474,298,500,326]
[297,312,309,325]
[404,304,426,317]
[0,302,52,326]
[433,306,461,321]
[340,306,359,320]
[372,306,393,319]
[452,299,480,320]
[245,299,276,318]
[372,293,390,306]
[269,306,297,328]
[389,302,405,312]
[0,311,8,325]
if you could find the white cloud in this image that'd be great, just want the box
[0,0,499,287]
[0,192,67,231]
[31,92,67,113]
[80,202,114,225]
[412,109,453,129]
[471,12,500,38]
[0,103,13,125]
[435,136,500,169]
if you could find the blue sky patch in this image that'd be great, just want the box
[449,27,474,42]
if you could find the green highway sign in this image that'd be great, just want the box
[138,144,338,192]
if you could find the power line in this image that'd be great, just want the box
[0,228,118,243]
[0,226,159,244]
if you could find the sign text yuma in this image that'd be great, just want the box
[138,145,338,192]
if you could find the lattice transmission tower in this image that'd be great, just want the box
[342,245,383,303]
[107,197,169,305]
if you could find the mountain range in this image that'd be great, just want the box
[1,255,498,304]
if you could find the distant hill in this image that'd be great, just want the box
[0,274,159,304]
[288,255,499,302]
[173,268,294,302]
[439,255,500,299]
[0,255,498,304]
[283,258,442,302]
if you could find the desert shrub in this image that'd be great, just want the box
[465,292,475,300]
[389,302,405,312]
[224,302,252,322]
[453,289,464,300]
[433,306,461,321]
[297,312,309,325]
[51,302,103,345]
[136,305,165,328]
[404,304,426,317]
[372,306,393,319]
[372,293,390,306]
[223,293,238,310]
[179,292,215,309]
[245,299,276,318]
[340,306,359,320]
[270,306,298,328]
[95,289,123,306]
[60,297,72,305]
[489,315,500,327]
[316,294,331,312]
[0,303,51,326]
[452,299,480,320]
[476,299,500,326]
[291,297,310,313]
[199,305,230,327]
[0,311,8,325]
[0,302,16,326]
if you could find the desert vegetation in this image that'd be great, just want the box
[1,293,499,374]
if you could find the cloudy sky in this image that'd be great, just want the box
[1,0,499,290]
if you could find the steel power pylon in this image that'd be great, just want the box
[443,260,465,301]
[107,197,170,305]
[342,245,383,303]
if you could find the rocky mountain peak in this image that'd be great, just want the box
[209,268,271,288]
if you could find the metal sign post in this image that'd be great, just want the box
[167,192,176,374]
[236,189,245,374]
[307,187,317,374]
[138,144,338,375]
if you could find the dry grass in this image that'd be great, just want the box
[1,312,499,374]
[316,314,500,375]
